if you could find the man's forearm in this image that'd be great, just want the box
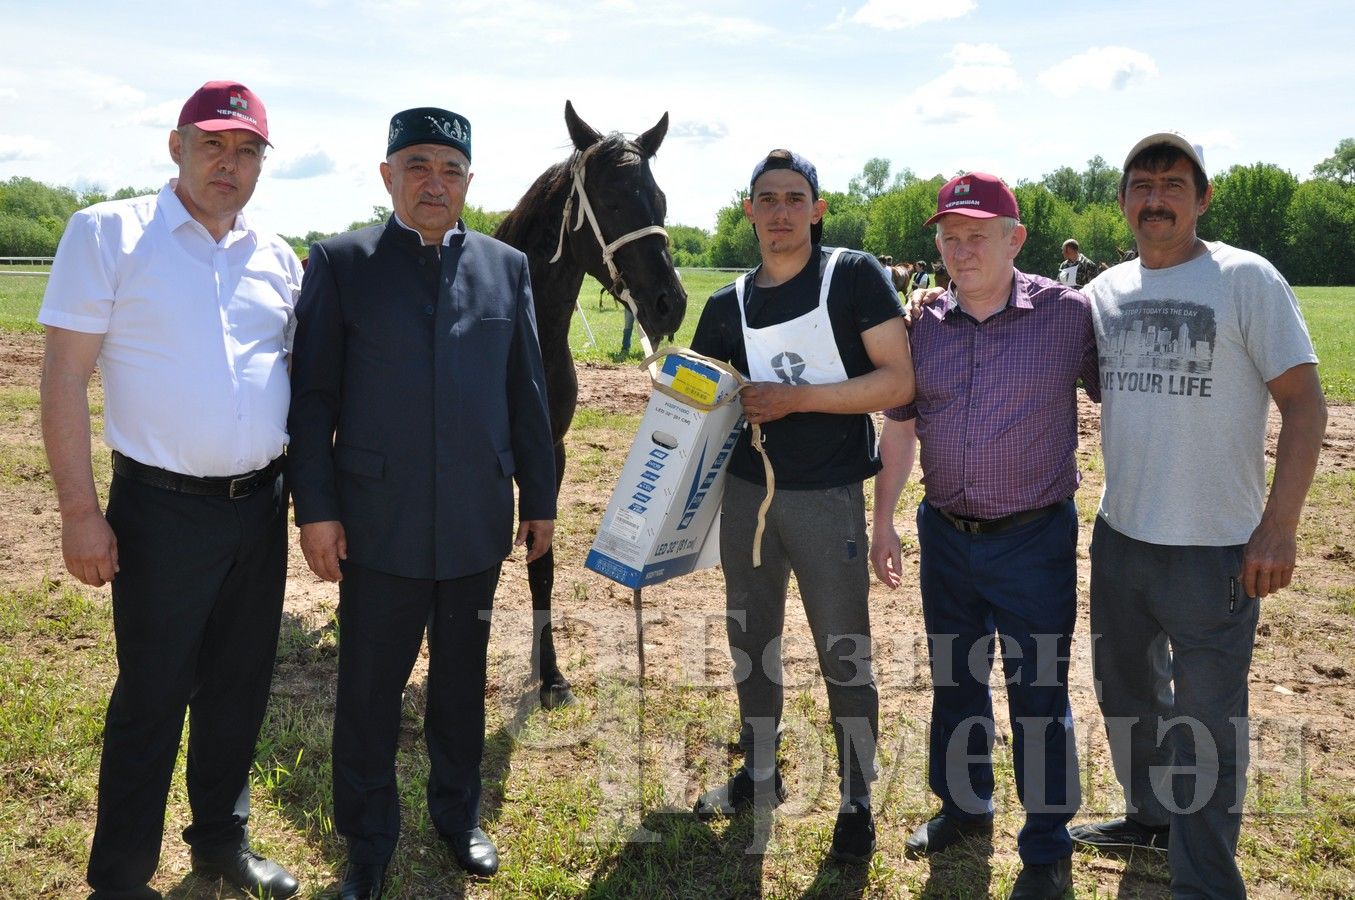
[872,418,917,526]
[1261,392,1327,533]
[41,370,100,519]
[793,362,914,415]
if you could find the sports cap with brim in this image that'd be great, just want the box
[749,149,823,244]
[1123,131,1207,178]
[387,107,472,163]
[179,81,270,146]
[924,172,1019,227]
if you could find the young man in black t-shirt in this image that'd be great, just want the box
[688,149,913,862]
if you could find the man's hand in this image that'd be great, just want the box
[300,520,347,582]
[1241,517,1296,599]
[740,382,800,425]
[517,519,555,564]
[870,520,904,589]
[903,286,945,326]
[62,510,118,587]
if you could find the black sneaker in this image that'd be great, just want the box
[828,801,876,863]
[1069,817,1168,853]
[693,767,786,820]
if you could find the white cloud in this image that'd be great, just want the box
[1037,47,1158,98]
[130,100,182,129]
[849,0,975,30]
[682,11,778,40]
[0,134,48,162]
[670,120,728,144]
[52,71,146,109]
[270,150,337,180]
[898,42,1021,126]
[0,88,17,104]
[949,42,1009,67]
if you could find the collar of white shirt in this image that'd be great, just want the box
[161,179,257,243]
[391,211,465,246]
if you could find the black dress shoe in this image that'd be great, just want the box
[190,848,299,899]
[904,812,994,856]
[1069,816,1168,853]
[339,861,386,900]
[1008,855,1072,899]
[444,826,499,877]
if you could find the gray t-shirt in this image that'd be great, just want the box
[1086,241,1318,546]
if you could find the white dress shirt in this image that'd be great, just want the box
[39,181,303,477]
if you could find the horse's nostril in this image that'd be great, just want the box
[655,294,671,318]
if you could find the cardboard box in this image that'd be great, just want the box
[585,352,744,588]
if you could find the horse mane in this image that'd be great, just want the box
[494,133,644,261]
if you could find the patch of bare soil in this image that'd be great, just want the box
[4,331,1354,897]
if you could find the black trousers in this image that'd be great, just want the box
[87,470,288,896]
[332,560,500,864]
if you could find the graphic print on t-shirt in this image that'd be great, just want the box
[1100,299,1217,399]
[770,351,810,385]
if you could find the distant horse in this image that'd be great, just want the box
[886,262,916,293]
[495,101,687,707]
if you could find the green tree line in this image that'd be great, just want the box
[6,139,1355,283]
[0,178,157,256]
[694,143,1355,286]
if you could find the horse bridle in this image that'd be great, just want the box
[549,140,669,341]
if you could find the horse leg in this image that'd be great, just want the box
[531,436,575,709]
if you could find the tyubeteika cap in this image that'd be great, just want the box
[387,107,472,162]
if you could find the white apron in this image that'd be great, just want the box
[735,247,849,386]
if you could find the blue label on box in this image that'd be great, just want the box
[585,549,705,589]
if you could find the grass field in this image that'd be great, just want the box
[0,272,48,334]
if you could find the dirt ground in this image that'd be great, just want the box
[3,331,1354,897]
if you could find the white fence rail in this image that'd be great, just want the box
[0,257,53,276]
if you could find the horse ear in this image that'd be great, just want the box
[635,112,668,158]
[564,100,602,151]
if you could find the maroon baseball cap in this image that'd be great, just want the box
[924,172,1019,226]
[178,81,270,146]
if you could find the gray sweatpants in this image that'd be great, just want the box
[1089,516,1259,899]
[719,474,878,802]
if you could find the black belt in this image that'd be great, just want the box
[112,451,282,499]
[931,499,1067,535]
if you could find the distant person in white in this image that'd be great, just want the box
[38,81,302,900]
[1070,131,1327,900]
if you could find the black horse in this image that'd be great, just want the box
[495,101,687,707]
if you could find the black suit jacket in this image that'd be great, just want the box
[288,219,556,581]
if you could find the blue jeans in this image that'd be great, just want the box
[918,499,1081,864]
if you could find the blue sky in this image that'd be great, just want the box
[1,0,1349,238]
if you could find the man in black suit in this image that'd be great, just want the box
[288,107,556,899]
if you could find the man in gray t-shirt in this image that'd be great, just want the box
[1070,132,1327,899]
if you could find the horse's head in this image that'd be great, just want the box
[561,100,686,344]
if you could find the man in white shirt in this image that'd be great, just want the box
[39,81,302,900]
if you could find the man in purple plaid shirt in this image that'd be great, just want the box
[871,172,1099,900]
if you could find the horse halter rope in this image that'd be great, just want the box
[549,140,669,349]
